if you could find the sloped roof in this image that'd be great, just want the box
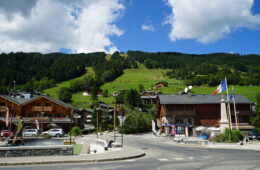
[159,94,254,105]
[0,95,36,105]
[141,96,158,99]
[0,95,79,111]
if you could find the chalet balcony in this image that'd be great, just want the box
[0,116,71,124]
[167,110,196,116]
[43,106,52,112]
[0,106,7,112]
[32,106,52,112]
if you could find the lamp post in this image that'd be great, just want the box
[70,109,74,145]
[114,100,116,142]
[121,104,124,148]
[96,107,101,139]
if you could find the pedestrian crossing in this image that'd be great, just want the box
[157,156,212,162]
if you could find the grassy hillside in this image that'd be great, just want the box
[44,68,260,109]
[43,67,94,98]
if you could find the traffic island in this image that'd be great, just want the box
[0,145,73,157]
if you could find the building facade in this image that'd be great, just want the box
[0,95,80,132]
[158,94,254,136]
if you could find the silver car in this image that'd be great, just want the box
[22,129,40,137]
[42,128,64,137]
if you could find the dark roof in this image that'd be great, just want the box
[40,96,79,111]
[159,94,254,105]
[0,95,36,105]
[0,95,79,111]
[141,96,158,99]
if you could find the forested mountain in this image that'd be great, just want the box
[0,51,259,96]
[127,51,260,86]
[0,52,106,86]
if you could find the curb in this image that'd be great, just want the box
[0,150,145,166]
[171,142,260,152]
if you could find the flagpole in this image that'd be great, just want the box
[225,77,233,129]
[232,86,238,130]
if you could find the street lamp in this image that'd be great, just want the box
[96,107,101,139]
[70,109,74,145]
[121,104,124,148]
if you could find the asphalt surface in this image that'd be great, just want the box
[1,135,260,170]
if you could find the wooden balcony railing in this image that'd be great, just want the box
[0,117,71,123]
[32,106,42,111]
[43,106,52,112]
[32,106,52,112]
[0,106,7,112]
[167,110,196,116]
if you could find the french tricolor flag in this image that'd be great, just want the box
[213,79,227,95]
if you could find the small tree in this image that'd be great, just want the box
[102,89,108,97]
[250,93,260,132]
[71,126,81,138]
[57,87,72,102]
[138,84,144,92]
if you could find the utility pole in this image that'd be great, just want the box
[121,104,124,148]
[114,100,116,142]
[70,109,73,145]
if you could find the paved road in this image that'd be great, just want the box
[1,135,260,170]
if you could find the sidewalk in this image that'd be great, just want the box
[0,146,145,166]
[167,136,260,151]
[205,141,260,151]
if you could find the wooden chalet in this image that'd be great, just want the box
[155,82,165,88]
[0,95,81,132]
[158,94,254,136]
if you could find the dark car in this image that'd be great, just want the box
[0,130,13,137]
[248,130,260,140]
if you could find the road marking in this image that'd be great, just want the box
[202,156,212,159]
[188,157,194,160]
[174,158,184,160]
[126,159,136,162]
[158,158,168,161]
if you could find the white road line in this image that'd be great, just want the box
[202,156,212,159]
[188,157,194,160]
[174,158,184,160]
[126,159,136,162]
[158,158,168,161]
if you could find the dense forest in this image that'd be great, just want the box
[0,52,105,86]
[127,51,260,86]
[0,51,259,96]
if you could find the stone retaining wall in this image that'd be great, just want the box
[0,145,73,157]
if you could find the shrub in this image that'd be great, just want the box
[71,126,81,137]
[209,128,244,143]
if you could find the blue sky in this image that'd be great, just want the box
[111,0,260,54]
[0,0,260,55]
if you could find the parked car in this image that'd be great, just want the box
[42,128,64,137]
[22,129,40,137]
[248,130,260,140]
[0,130,13,137]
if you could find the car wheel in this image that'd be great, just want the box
[56,134,61,137]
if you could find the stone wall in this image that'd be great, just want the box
[0,145,73,157]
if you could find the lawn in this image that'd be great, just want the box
[44,68,260,109]
[73,144,83,155]
[44,67,94,98]
[101,68,177,93]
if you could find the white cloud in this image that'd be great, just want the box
[166,0,260,43]
[0,0,124,53]
[141,24,155,32]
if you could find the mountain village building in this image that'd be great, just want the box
[0,94,81,132]
[158,94,254,136]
